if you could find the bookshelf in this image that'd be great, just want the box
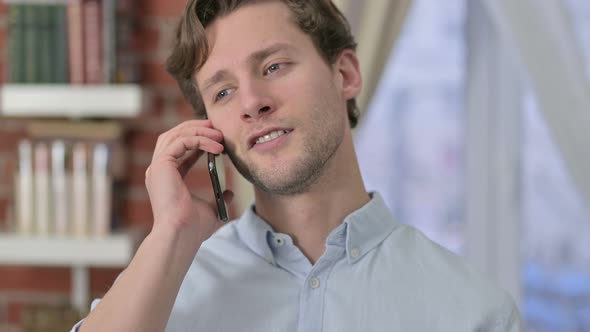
[3,0,69,4]
[0,0,143,314]
[3,0,70,5]
[0,232,141,312]
[0,84,144,118]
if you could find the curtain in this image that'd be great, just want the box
[334,0,412,119]
[480,0,590,207]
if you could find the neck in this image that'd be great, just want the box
[252,130,369,264]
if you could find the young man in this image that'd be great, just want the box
[75,0,522,331]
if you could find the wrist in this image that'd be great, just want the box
[149,222,204,259]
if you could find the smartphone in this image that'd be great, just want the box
[208,152,229,221]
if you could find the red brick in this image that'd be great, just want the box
[136,24,160,53]
[0,3,7,15]
[89,268,123,295]
[0,130,25,151]
[139,0,186,17]
[0,267,70,292]
[0,28,5,50]
[0,199,7,223]
[122,197,153,228]
[177,97,198,119]
[1,157,16,198]
[141,61,176,86]
[127,131,159,153]
[126,163,149,188]
[6,302,23,324]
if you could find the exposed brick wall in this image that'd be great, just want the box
[0,1,235,330]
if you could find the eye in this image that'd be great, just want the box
[264,63,282,76]
[214,88,234,102]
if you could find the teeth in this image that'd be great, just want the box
[255,130,287,144]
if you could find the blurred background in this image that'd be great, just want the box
[0,0,588,331]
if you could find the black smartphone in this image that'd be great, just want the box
[208,152,229,222]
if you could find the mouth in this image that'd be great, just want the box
[248,128,293,149]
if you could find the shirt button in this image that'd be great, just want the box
[309,277,321,289]
[274,237,285,246]
[350,247,360,258]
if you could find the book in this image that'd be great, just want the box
[53,5,69,83]
[114,0,139,83]
[52,140,69,236]
[16,140,34,234]
[83,0,103,83]
[102,0,116,83]
[39,5,53,83]
[23,5,40,83]
[33,142,51,236]
[71,142,89,237]
[67,0,85,84]
[92,143,111,237]
[7,5,25,83]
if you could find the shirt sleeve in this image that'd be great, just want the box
[480,292,524,332]
[69,298,102,332]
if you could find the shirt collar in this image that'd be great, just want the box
[234,192,399,265]
[235,206,277,265]
[341,192,399,264]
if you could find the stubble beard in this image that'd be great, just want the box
[225,108,344,196]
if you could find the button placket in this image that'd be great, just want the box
[309,277,320,289]
[275,237,285,246]
[350,247,360,258]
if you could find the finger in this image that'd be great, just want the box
[153,121,222,159]
[178,149,202,178]
[161,125,223,147]
[162,136,224,162]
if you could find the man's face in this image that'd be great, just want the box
[196,1,351,195]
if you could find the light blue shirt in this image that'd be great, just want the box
[73,192,522,331]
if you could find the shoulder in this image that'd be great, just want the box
[195,219,251,263]
[381,223,522,328]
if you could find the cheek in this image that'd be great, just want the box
[213,120,242,151]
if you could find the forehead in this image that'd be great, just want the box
[196,1,315,79]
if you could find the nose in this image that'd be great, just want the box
[239,80,274,121]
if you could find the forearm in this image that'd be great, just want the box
[80,225,201,332]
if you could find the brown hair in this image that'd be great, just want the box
[166,0,359,128]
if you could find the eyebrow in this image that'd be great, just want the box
[201,43,295,93]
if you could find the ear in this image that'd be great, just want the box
[334,49,362,101]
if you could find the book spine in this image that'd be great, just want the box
[102,0,115,83]
[39,5,53,83]
[52,140,68,237]
[71,142,89,237]
[23,5,40,83]
[67,0,85,84]
[7,5,25,83]
[92,143,111,237]
[114,0,138,83]
[54,5,69,83]
[16,140,34,234]
[34,142,51,236]
[83,0,103,84]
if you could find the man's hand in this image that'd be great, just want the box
[145,119,234,246]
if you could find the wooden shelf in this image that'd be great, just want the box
[0,84,144,118]
[0,233,136,268]
[2,0,69,4]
